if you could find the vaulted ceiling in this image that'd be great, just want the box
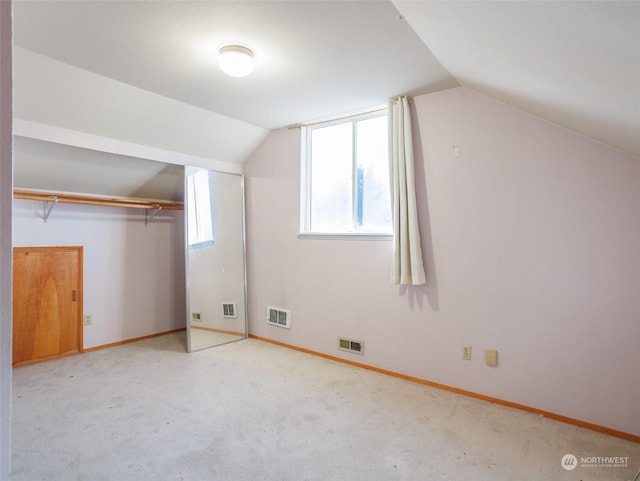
[394,1,640,158]
[11,1,640,200]
[13,1,458,131]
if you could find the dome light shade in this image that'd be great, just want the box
[218,45,255,78]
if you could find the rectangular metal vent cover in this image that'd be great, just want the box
[192,312,202,321]
[267,306,291,329]
[338,337,364,355]
[222,302,237,318]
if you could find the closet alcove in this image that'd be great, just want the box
[13,136,247,355]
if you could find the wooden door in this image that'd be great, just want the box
[13,247,83,366]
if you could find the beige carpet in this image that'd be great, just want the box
[11,332,639,480]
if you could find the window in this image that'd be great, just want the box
[301,109,391,237]
[186,168,214,246]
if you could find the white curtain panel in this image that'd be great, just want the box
[389,96,426,285]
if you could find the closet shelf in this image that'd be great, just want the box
[13,189,184,211]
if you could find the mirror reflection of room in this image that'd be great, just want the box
[185,167,247,352]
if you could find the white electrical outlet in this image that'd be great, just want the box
[83,314,92,326]
[462,345,472,361]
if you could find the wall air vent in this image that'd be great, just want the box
[267,306,291,329]
[222,302,237,318]
[192,312,202,322]
[338,337,364,355]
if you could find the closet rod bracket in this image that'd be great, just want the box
[42,196,58,223]
[144,204,162,226]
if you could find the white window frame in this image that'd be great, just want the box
[299,107,392,240]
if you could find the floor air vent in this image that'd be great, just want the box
[267,306,291,329]
[222,302,237,318]
[338,337,364,355]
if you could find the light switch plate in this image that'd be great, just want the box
[485,348,498,367]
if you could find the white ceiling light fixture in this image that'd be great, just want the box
[218,45,255,78]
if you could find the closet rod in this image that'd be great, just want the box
[13,189,183,211]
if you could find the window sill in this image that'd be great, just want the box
[188,240,215,248]
[297,232,392,241]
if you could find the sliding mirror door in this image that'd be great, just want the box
[185,167,247,352]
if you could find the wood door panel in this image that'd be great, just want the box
[13,247,82,365]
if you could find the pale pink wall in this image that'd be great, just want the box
[13,200,186,349]
[244,87,640,436]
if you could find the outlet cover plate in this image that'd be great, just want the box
[462,345,472,361]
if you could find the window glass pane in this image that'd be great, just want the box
[194,169,214,241]
[310,122,353,232]
[187,169,214,245]
[356,116,391,233]
[187,174,198,244]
